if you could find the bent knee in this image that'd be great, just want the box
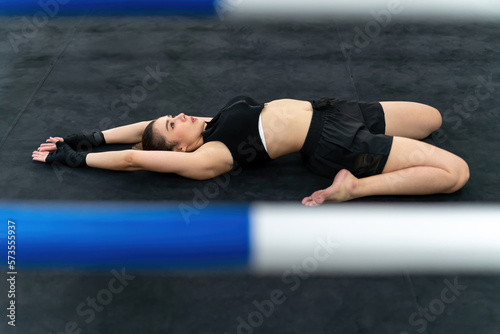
[446,157,470,193]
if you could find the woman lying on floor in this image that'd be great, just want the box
[32,96,469,206]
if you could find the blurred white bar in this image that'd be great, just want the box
[250,204,500,274]
[220,0,500,20]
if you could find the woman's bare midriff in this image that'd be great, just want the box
[260,99,313,159]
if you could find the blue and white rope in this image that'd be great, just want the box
[1,202,499,273]
[1,0,498,19]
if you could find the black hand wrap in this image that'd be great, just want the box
[46,141,88,167]
[63,131,106,151]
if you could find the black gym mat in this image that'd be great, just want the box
[1,15,499,334]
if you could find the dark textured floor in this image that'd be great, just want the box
[1,14,499,334]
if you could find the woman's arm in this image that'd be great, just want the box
[45,120,152,147]
[102,117,211,144]
[34,140,233,180]
[101,120,152,144]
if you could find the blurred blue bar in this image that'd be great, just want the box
[0,0,216,16]
[0,202,250,271]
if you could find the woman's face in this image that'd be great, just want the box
[153,113,205,152]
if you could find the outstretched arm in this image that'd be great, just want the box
[34,139,233,180]
[100,117,212,144]
[103,115,213,143]
[101,120,151,144]
[50,117,210,146]
[45,120,152,147]
[100,116,213,144]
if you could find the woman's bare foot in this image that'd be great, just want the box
[301,169,359,206]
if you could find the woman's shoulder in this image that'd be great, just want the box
[196,141,234,172]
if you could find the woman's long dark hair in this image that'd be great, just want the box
[134,119,178,151]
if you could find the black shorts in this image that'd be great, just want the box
[300,97,393,178]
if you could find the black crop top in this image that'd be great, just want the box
[202,96,271,168]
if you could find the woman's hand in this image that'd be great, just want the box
[32,140,88,167]
[32,137,63,163]
[32,149,50,163]
[40,137,64,150]
[47,136,64,143]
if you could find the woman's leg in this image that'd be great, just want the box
[380,102,442,139]
[302,137,469,205]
